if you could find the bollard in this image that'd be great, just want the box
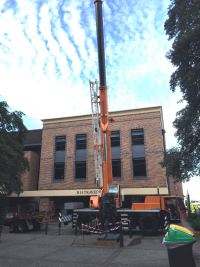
[45,222,48,235]
[141,221,144,239]
[129,220,132,238]
[75,220,78,236]
[120,222,123,247]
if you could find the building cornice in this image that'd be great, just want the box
[42,106,163,125]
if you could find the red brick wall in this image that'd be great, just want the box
[39,121,96,190]
[39,197,52,212]
[39,111,169,191]
[169,176,183,197]
[21,152,40,191]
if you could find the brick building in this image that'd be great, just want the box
[9,106,183,213]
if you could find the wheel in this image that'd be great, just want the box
[33,220,40,231]
[17,220,28,233]
[138,216,159,236]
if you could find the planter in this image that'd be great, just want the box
[194,231,200,240]
[0,225,3,235]
[0,225,3,244]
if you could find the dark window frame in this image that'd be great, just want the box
[75,161,86,180]
[131,129,144,146]
[55,136,66,151]
[76,134,86,150]
[132,158,146,178]
[54,163,65,181]
[75,134,87,180]
[111,131,120,147]
[111,131,121,179]
[131,129,147,178]
[112,159,121,178]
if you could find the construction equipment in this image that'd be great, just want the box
[89,0,121,209]
[4,201,55,232]
[71,0,187,236]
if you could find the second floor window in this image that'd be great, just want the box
[54,136,66,181]
[111,131,121,178]
[75,134,86,180]
[131,129,146,178]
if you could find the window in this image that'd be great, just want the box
[54,163,65,180]
[75,134,87,180]
[75,162,86,179]
[133,159,146,177]
[56,136,66,151]
[131,129,144,145]
[111,131,121,178]
[54,136,66,181]
[76,134,86,149]
[111,131,120,147]
[112,159,121,178]
[132,129,146,178]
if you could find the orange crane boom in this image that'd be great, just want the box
[94,0,113,194]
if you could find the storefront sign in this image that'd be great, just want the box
[76,190,100,195]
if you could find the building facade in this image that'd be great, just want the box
[9,106,183,213]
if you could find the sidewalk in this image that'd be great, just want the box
[0,222,199,267]
[0,224,169,267]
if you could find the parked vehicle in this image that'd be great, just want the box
[4,201,55,232]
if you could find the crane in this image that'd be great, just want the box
[71,0,187,237]
[89,0,122,210]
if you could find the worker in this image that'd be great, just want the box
[12,213,19,233]
[165,199,172,208]
[165,199,178,219]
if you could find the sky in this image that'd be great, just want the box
[0,0,199,198]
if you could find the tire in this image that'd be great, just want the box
[33,220,40,231]
[18,220,28,233]
[138,216,159,236]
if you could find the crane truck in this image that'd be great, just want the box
[71,0,187,236]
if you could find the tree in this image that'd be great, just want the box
[0,194,7,225]
[0,101,29,195]
[160,0,200,182]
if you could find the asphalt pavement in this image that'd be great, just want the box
[0,222,200,267]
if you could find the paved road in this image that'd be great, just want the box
[0,222,199,267]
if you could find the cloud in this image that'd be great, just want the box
[0,0,180,152]
[2,0,198,196]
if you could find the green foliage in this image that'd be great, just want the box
[160,147,185,182]
[160,0,200,182]
[160,147,197,182]
[190,204,199,213]
[0,194,7,225]
[187,213,200,231]
[0,101,29,195]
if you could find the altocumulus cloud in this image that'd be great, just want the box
[0,0,182,148]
